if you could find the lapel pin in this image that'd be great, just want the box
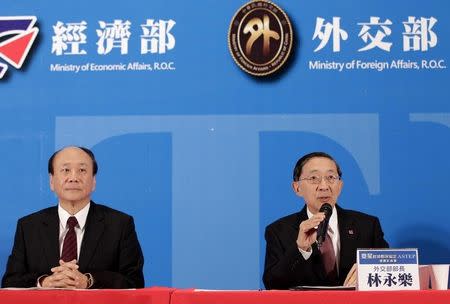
[348,229,354,235]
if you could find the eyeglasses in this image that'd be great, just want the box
[299,174,340,185]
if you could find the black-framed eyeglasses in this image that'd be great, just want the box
[299,174,340,185]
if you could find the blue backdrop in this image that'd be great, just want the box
[0,0,449,289]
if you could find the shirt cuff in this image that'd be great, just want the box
[298,247,313,260]
[36,275,48,287]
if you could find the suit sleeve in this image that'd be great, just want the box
[90,216,145,288]
[263,225,322,289]
[1,220,48,288]
[372,217,389,248]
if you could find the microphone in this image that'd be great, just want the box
[316,203,333,248]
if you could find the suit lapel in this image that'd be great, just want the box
[337,206,358,277]
[78,202,105,270]
[39,207,60,268]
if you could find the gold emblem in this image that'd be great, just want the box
[228,0,293,76]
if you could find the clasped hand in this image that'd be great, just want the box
[41,259,89,289]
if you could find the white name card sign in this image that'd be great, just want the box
[357,248,420,291]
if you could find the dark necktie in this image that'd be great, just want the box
[61,216,78,262]
[320,231,338,281]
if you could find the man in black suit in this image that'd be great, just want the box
[263,152,388,289]
[2,146,144,289]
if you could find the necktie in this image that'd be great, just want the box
[320,231,338,280]
[61,216,78,262]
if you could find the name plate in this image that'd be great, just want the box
[357,248,420,291]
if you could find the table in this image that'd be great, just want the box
[0,286,173,304]
[0,287,448,304]
[171,289,450,304]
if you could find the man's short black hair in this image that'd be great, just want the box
[48,146,98,176]
[293,151,342,181]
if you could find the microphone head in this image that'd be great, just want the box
[319,203,333,217]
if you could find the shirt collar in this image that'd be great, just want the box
[306,204,339,235]
[58,202,91,230]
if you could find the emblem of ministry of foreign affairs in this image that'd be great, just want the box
[228,0,293,76]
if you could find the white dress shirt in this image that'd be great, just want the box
[58,202,90,261]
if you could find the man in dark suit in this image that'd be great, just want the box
[2,146,144,289]
[263,152,388,289]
